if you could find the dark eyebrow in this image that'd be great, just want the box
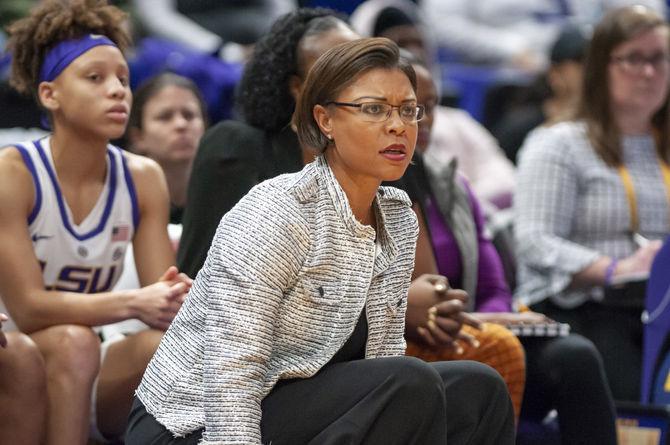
[351,95,387,102]
[351,95,417,103]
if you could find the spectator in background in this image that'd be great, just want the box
[131,0,296,61]
[111,72,207,313]
[0,313,46,445]
[542,24,589,125]
[515,5,670,401]
[177,8,360,279]
[350,0,515,209]
[493,23,589,163]
[349,0,437,67]
[398,58,617,445]
[127,72,207,224]
[421,0,666,73]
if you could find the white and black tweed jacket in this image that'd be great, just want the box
[136,155,419,444]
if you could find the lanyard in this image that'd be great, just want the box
[617,160,670,233]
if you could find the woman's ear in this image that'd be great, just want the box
[289,74,302,102]
[37,81,59,112]
[313,104,333,138]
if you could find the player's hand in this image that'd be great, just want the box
[131,266,191,330]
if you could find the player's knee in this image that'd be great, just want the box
[47,324,100,383]
[0,332,46,393]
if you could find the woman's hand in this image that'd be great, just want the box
[129,266,192,330]
[614,240,663,281]
[406,274,482,353]
[474,311,550,326]
[572,240,662,289]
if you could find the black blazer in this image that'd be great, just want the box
[177,120,302,278]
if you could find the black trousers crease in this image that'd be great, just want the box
[126,357,515,445]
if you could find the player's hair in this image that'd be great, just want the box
[7,0,130,97]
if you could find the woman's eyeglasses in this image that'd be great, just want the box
[610,52,670,74]
[326,102,425,123]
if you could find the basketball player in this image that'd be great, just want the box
[0,1,191,443]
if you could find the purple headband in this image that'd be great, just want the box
[40,34,117,83]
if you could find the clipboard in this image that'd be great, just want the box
[505,322,571,337]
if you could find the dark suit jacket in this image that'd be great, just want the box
[177,120,302,277]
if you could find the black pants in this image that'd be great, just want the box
[126,357,514,445]
[520,334,617,445]
[533,299,642,401]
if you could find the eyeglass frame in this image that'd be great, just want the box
[610,51,670,73]
[324,101,426,123]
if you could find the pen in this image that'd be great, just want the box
[632,232,650,248]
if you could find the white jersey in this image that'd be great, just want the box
[1,137,139,330]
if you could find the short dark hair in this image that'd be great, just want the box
[549,23,588,64]
[235,8,349,133]
[294,37,416,152]
[127,72,208,133]
[578,6,670,166]
[373,7,416,37]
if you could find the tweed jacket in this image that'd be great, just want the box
[136,155,419,444]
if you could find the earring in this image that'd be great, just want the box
[327,134,333,140]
